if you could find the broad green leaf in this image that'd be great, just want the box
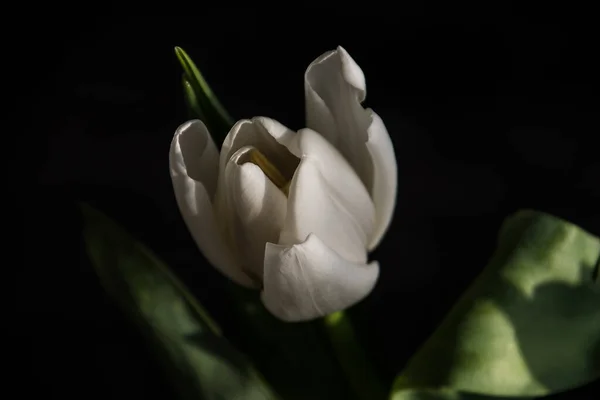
[391,210,600,400]
[175,46,234,136]
[79,203,279,400]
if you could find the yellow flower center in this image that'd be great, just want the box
[249,149,292,196]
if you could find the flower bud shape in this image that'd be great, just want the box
[170,47,397,321]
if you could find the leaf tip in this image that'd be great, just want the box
[174,46,185,58]
[174,46,190,66]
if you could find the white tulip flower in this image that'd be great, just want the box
[169,47,397,321]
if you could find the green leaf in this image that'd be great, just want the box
[175,46,234,136]
[182,76,206,122]
[79,203,279,400]
[324,311,388,400]
[226,285,356,400]
[391,210,600,400]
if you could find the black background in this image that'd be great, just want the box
[14,13,599,398]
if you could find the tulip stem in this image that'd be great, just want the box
[323,311,387,400]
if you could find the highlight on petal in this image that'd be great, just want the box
[261,234,379,322]
[305,46,371,184]
[305,46,397,249]
[212,117,299,266]
[172,120,220,198]
[219,117,297,178]
[223,146,287,280]
[280,128,375,264]
[169,120,256,288]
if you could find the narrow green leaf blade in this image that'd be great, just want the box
[182,75,206,121]
[79,203,279,400]
[175,46,234,133]
[391,210,600,400]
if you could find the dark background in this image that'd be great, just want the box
[14,13,599,398]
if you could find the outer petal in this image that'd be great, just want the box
[223,146,287,280]
[169,120,256,287]
[279,128,375,264]
[365,110,398,249]
[305,46,397,249]
[261,234,379,322]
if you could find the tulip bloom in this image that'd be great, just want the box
[170,47,397,321]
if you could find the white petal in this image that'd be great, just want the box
[169,120,256,288]
[261,234,379,322]
[219,117,297,177]
[213,117,297,239]
[279,128,374,264]
[223,147,287,280]
[305,47,370,183]
[365,110,398,249]
[305,46,397,249]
